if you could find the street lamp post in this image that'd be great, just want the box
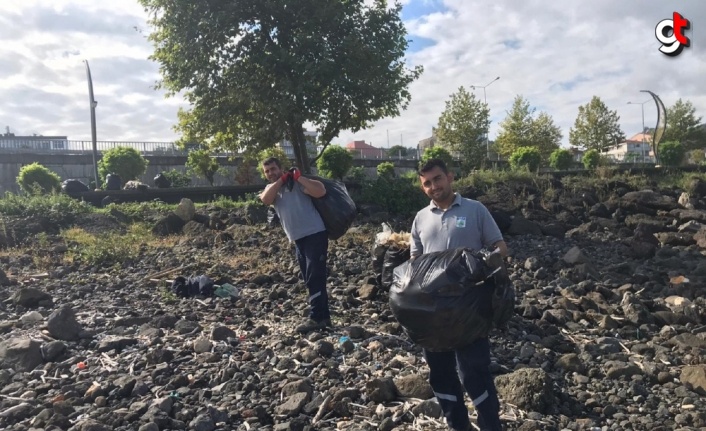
[627,100,650,164]
[470,76,500,163]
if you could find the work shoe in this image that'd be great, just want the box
[296,318,331,333]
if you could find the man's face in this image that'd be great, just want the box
[262,162,282,183]
[419,166,454,203]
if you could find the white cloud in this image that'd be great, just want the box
[0,0,703,150]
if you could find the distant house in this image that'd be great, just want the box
[569,147,585,162]
[277,130,318,158]
[0,133,68,150]
[346,140,385,158]
[602,131,654,163]
[417,128,437,154]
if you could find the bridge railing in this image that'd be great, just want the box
[0,139,424,160]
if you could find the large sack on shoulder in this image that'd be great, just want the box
[306,175,357,241]
[390,248,495,351]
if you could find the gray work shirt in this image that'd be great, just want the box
[272,182,326,242]
[410,193,503,256]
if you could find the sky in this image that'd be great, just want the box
[0,0,704,150]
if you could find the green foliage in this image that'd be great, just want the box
[316,145,353,180]
[509,147,541,172]
[663,99,706,150]
[16,162,61,194]
[582,149,601,170]
[186,149,220,185]
[421,146,454,168]
[140,0,422,173]
[549,149,573,170]
[659,141,685,166]
[162,169,192,187]
[376,162,396,179]
[62,224,150,268]
[689,149,705,165]
[386,145,409,158]
[360,177,427,215]
[570,96,625,151]
[345,166,368,183]
[495,95,562,161]
[436,86,489,170]
[98,147,149,184]
[453,169,537,193]
[0,192,92,226]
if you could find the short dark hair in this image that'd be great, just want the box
[418,158,448,175]
[262,157,281,168]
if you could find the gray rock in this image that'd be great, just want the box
[495,368,555,414]
[47,306,83,341]
[393,374,433,399]
[12,287,53,308]
[0,337,43,371]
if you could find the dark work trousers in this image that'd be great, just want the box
[423,337,502,431]
[294,230,330,322]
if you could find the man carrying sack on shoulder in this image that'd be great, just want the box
[259,157,332,333]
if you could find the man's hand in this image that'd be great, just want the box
[289,167,301,181]
[280,171,291,184]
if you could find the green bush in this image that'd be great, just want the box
[549,149,573,170]
[582,149,601,170]
[186,149,220,185]
[359,176,427,215]
[509,146,541,172]
[98,147,149,185]
[0,192,92,227]
[16,162,61,194]
[316,145,354,180]
[659,141,684,167]
[421,146,453,168]
[162,169,192,187]
[345,166,368,183]
[376,162,396,179]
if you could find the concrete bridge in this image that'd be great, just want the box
[0,149,421,194]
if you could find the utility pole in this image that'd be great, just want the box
[470,76,500,163]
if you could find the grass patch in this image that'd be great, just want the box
[61,223,153,268]
[0,192,93,225]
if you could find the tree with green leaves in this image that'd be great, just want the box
[98,147,149,184]
[186,149,220,186]
[549,148,573,170]
[138,0,422,173]
[436,86,489,170]
[582,149,601,170]
[386,145,409,158]
[377,161,396,179]
[495,95,562,161]
[659,141,685,167]
[17,162,61,194]
[421,146,454,169]
[569,96,625,151]
[509,147,541,172]
[662,99,706,150]
[316,145,353,180]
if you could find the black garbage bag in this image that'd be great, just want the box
[61,179,89,194]
[171,275,215,298]
[389,248,496,351]
[105,173,122,191]
[267,206,280,228]
[303,175,356,241]
[479,248,516,328]
[154,173,171,188]
[380,246,410,290]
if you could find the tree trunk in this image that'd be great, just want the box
[288,123,311,173]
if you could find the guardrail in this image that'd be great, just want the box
[0,140,424,160]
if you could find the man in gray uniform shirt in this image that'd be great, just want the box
[259,157,332,333]
[410,158,507,431]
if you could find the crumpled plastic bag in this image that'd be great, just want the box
[213,283,240,300]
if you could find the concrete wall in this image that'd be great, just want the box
[0,152,420,194]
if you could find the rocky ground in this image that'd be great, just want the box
[0,176,705,431]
